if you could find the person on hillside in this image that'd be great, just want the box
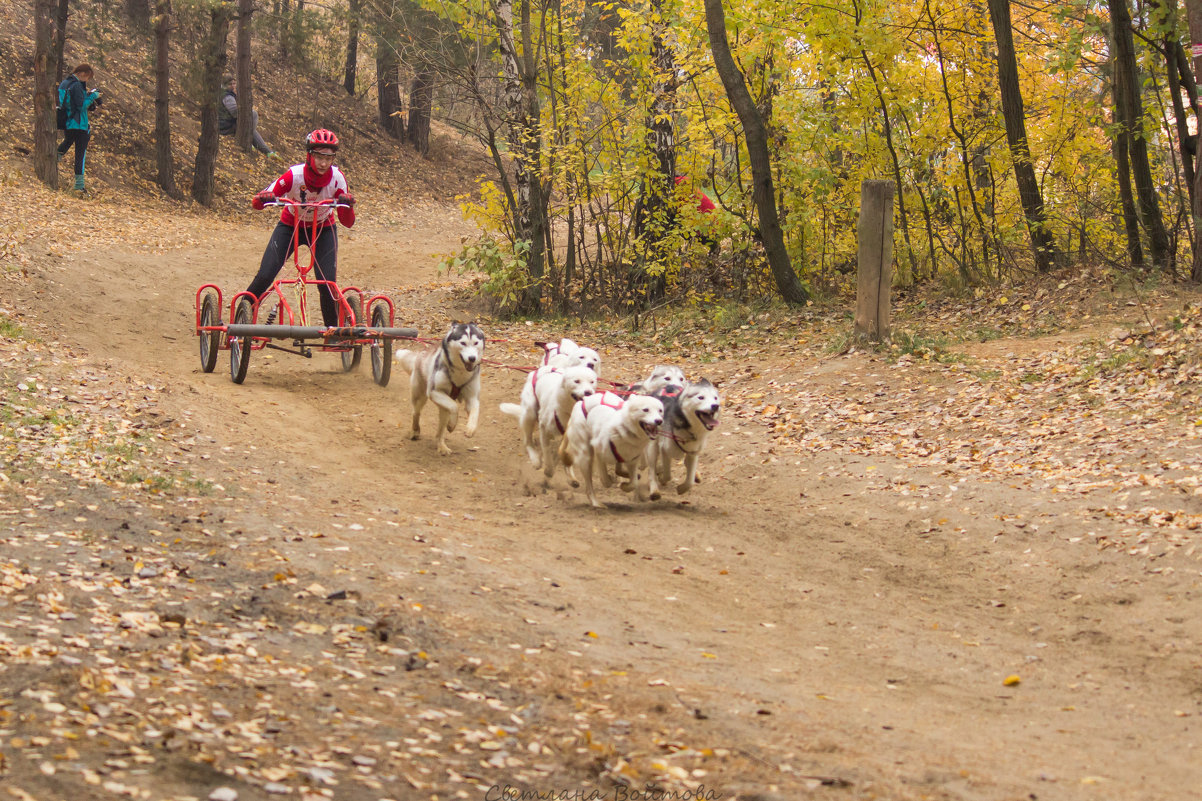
[218,75,279,159]
[57,63,102,192]
[246,129,355,328]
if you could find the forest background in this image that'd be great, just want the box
[23,0,1202,318]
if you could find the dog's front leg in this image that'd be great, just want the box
[677,453,699,494]
[463,392,480,438]
[644,444,661,501]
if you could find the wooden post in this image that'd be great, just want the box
[854,179,895,343]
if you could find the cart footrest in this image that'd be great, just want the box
[225,324,418,340]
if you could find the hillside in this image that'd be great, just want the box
[0,4,491,211]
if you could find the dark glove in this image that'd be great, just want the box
[337,192,355,207]
[252,191,276,209]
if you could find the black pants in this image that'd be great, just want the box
[58,129,90,176]
[248,222,340,326]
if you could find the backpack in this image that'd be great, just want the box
[56,75,79,131]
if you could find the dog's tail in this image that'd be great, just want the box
[394,349,419,373]
[498,402,522,418]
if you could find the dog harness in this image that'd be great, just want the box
[438,339,479,400]
[578,393,633,463]
[529,368,569,433]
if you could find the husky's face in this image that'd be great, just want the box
[446,322,485,370]
[643,365,686,396]
[681,379,721,431]
[624,395,664,438]
[561,365,598,401]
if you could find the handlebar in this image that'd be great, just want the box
[261,199,352,209]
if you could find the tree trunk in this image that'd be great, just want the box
[234,0,254,152]
[490,0,545,313]
[633,0,676,303]
[375,42,404,138]
[34,0,59,190]
[407,69,432,155]
[1187,0,1202,280]
[154,0,178,197]
[343,0,360,95]
[1111,0,1171,270]
[703,0,808,304]
[987,0,1058,272]
[192,1,234,206]
[125,0,150,27]
[52,0,69,84]
[1110,44,1144,269]
[279,0,290,61]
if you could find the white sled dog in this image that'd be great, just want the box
[646,379,721,498]
[395,322,485,455]
[499,364,598,477]
[537,338,601,373]
[558,391,663,508]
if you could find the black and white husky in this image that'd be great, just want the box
[395,322,485,455]
[646,379,721,498]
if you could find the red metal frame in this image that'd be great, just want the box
[194,198,400,350]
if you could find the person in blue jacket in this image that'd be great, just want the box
[56,63,101,192]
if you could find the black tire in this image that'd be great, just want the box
[198,292,220,373]
[341,294,363,372]
[371,303,392,387]
[229,297,253,384]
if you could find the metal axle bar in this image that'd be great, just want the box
[225,325,418,340]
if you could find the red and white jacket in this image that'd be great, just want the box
[255,163,355,228]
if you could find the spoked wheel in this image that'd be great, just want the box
[229,297,253,384]
[198,291,221,373]
[370,302,392,387]
[340,294,363,372]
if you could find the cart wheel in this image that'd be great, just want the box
[199,292,220,373]
[341,295,363,373]
[371,303,392,387]
[230,297,253,384]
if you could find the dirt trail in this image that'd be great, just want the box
[8,201,1202,801]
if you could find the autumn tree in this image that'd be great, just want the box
[192,0,234,206]
[34,0,59,190]
[344,0,361,94]
[1187,0,1202,281]
[53,0,69,84]
[234,0,255,153]
[987,0,1058,272]
[703,0,808,304]
[153,0,179,197]
[373,0,405,139]
[1110,0,1171,270]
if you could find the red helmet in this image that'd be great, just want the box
[305,128,339,152]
